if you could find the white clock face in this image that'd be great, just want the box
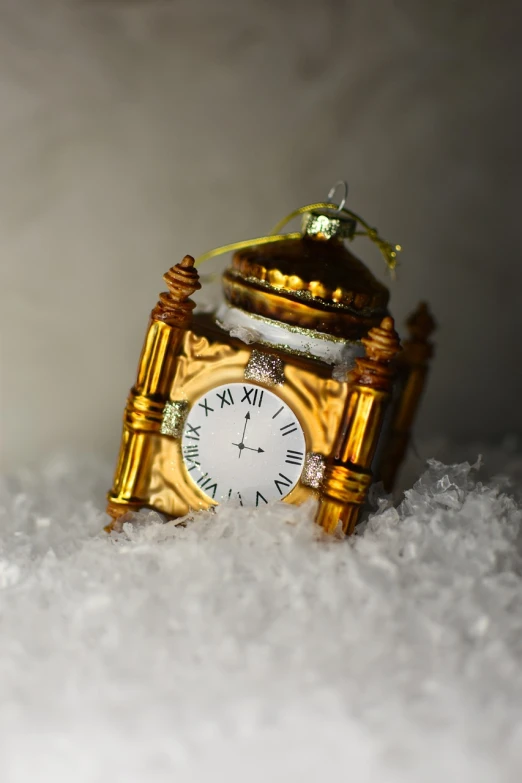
[181,382,306,507]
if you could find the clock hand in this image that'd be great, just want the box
[240,411,250,443]
[232,412,251,459]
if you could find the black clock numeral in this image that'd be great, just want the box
[241,386,264,407]
[185,423,201,441]
[280,422,298,437]
[197,473,217,499]
[285,449,304,466]
[227,488,243,506]
[274,473,292,495]
[183,444,200,471]
[198,398,214,417]
[217,388,234,408]
[272,406,284,419]
[256,491,268,506]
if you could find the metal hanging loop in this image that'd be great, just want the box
[326,180,348,213]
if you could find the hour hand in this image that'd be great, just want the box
[231,442,265,455]
[231,443,264,453]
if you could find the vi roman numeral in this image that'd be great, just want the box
[280,422,298,437]
[285,449,304,466]
[241,386,264,407]
[217,388,234,408]
[274,473,292,495]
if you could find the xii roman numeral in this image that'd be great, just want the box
[274,473,292,495]
[285,449,304,465]
[216,388,234,408]
[280,422,298,437]
[241,386,264,407]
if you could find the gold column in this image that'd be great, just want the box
[106,256,201,525]
[380,302,436,492]
[316,317,401,536]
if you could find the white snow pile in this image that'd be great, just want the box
[0,454,521,783]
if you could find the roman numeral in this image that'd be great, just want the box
[280,422,298,437]
[198,398,214,417]
[196,473,217,499]
[227,488,243,506]
[185,423,201,440]
[216,388,234,408]
[272,406,284,419]
[285,449,304,465]
[183,444,200,471]
[256,491,268,506]
[274,473,292,495]
[241,386,264,407]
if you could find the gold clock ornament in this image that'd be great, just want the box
[107,183,435,535]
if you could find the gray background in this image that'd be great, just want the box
[2,0,521,469]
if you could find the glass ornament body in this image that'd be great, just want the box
[107,211,434,533]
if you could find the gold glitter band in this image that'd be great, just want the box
[244,350,285,386]
[301,452,326,489]
[160,400,189,438]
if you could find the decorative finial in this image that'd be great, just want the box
[361,316,401,363]
[406,302,436,343]
[152,255,201,327]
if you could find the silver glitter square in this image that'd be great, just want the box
[161,400,189,438]
[244,350,285,387]
[301,452,326,489]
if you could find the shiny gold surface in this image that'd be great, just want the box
[109,312,350,520]
[316,317,401,535]
[108,226,432,534]
[230,237,389,310]
[380,303,436,491]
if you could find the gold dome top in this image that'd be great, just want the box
[222,212,390,341]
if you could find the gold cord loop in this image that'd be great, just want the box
[194,197,401,274]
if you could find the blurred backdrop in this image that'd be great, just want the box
[2,0,521,469]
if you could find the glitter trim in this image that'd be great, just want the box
[160,401,189,438]
[301,452,326,489]
[244,350,285,387]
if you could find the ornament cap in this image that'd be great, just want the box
[223,237,389,341]
[301,209,357,241]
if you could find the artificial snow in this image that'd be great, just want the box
[0,453,521,782]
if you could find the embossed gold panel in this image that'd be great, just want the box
[145,316,349,517]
